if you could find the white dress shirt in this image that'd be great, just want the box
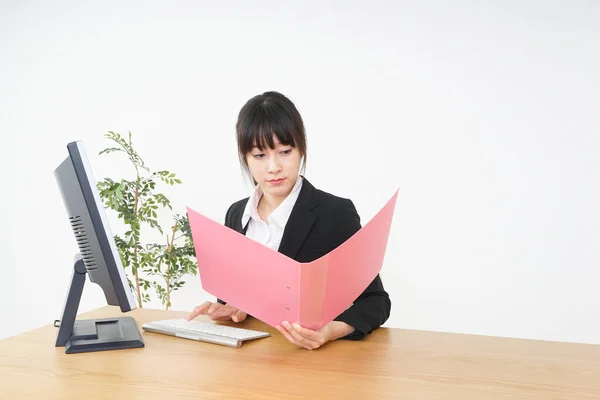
[241,175,303,251]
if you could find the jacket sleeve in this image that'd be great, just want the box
[332,199,392,340]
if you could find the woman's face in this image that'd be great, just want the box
[246,135,302,200]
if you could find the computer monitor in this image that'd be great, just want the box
[53,140,144,354]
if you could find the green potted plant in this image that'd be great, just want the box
[96,131,197,309]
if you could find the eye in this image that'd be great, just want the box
[280,149,292,155]
[252,153,265,159]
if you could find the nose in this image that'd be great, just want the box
[267,154,282,173]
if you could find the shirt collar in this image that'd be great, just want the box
[241,175,303,229]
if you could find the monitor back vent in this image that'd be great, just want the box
[69,216,98,271]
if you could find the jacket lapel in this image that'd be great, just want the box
[228,201,248,235]
[277,177,318,259]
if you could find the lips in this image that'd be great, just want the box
[268,178,285,185]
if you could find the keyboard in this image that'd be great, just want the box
[141,319,271,348]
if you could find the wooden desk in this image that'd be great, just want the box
[1,306,599,399]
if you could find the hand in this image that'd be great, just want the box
[186,301,247,322]
[276,320,354,350]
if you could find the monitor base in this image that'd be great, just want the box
[65,316,144,354]
[55,254,145,354]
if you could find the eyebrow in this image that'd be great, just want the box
[251,141,284,149]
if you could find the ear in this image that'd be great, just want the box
[300,155,306,175]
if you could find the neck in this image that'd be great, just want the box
[259,192,285,214]
[256,175,300,217]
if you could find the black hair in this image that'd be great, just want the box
[236,91,307,183]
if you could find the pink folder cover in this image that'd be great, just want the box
[186,188,398,330]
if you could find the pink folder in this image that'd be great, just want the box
[186,188,398,330]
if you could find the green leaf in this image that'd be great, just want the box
[99,147,124,155]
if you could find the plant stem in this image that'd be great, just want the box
[133,169,142,308]
[165,224,177,310]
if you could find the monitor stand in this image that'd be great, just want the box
[55,254,145,354]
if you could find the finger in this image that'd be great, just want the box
[186,301,212,320]
[276,324,300,346]
[207,304,230,319]
[282,321,320,349]
[292,323,326,347]
[231,310,247,323]
[211,315,235,321]
[207,302,222,314]
[208,304,237,320]
[284,321,317,348]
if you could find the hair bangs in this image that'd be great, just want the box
[239,106,297,154]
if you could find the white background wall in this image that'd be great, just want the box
[1,1,599,345]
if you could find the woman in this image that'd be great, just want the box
[187,91,391,349]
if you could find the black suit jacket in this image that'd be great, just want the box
[218,177,391,340]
